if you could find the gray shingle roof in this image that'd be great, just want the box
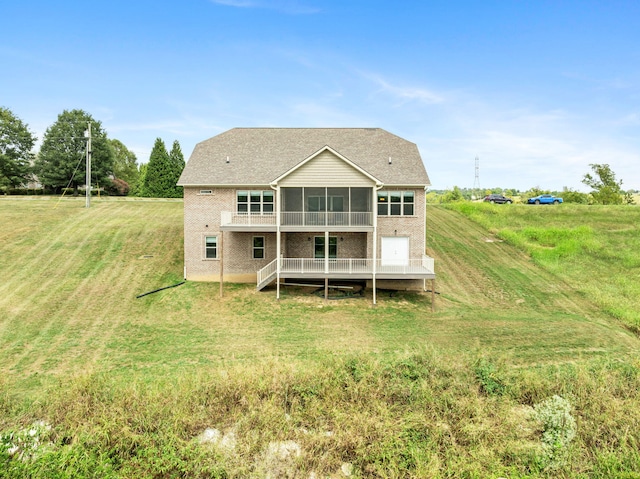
[177,128,430,187]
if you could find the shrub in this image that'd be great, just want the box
[105,178,130,196]
[562,190,589,204]
[533,395,576,470]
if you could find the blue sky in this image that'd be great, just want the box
[2,0,639,191]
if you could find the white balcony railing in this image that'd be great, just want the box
[221,211,276,226]
[277,255,435,276]
[281,211,372,227]
[221,211,372,227]
[257,255,435,289]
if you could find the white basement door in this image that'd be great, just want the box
[380,236,409,266]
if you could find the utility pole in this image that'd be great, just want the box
[85,122,92,208]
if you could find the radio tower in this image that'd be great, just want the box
[473,156,481,200]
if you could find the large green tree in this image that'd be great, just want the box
[35,109,113,194]
[141,138,185,198]
[130,163,147,197]
[109,138,139,188]
[582,163,624,205]
[168,140,185,198]
[0,107,37,189]
[141,138,172,197]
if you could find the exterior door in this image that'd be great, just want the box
[314,236,337,259]
[381,236,409,266]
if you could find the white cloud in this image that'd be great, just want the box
[209,0,320,14]
[359,72,444,106]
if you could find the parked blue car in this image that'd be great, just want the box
[527,194,563,205]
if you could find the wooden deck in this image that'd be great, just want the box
[257,256,435,290]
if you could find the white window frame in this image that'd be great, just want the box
[252,236,265,259]
[314,236,337,259]
[237,190,274,215]
[204,235,218,259]
[377,190,415,216]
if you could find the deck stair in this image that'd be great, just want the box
[256,258,278,290]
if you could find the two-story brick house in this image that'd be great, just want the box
[177,128,435,304]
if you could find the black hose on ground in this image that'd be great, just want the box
[136,281,186,299]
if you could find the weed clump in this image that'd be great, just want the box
[0,421,52,462]
[474,358,508,396]
[533,395,576,471]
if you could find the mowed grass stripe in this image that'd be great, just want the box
[2,202,118,374]
[0,201,89,295]
[1,199,639,394]
[1,200,185,377]
[23,226,129,375]
[0,202,110,357]
[425,206,639,362]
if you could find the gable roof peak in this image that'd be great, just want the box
[178,127,430,187]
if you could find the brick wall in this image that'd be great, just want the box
[284,232,367,258]
[184,187,278,282]
[183,186,427,289]
[376,187,425,258]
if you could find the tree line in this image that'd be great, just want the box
[428,164,636,205]
[0,106,184,198]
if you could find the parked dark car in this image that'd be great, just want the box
[483,194,513,204]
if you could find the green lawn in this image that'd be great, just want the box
[1,197,639,478]
[448,202,640,332]
[1,198,637,393]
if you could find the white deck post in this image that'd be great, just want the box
[372,186,378,305]
[276,185,281,300]
[219,231,224,298]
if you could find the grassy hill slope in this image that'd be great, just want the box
[447,202,640,333]
[1,199,637,391]
[1,198,639,478]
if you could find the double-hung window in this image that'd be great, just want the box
[253,236,265,259]
[237,190,274,214]
[205,236,218,259]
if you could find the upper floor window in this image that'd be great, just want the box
[377,191,414,216]
[237,190,274,214]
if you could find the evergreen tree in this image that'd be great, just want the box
[0,107,37,189]
[168,140,185,198]
[142,138,172,197]
[141,138,185,198]
[35,109,113,194]
[130,163,147,197]
[109,138,139,188]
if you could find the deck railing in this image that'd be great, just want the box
[257,258,278,288]
[278,255,435,275]
[257,255,435,289]
[280,211,372,227]
[221,211,276,226]
[221,211,372,227]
